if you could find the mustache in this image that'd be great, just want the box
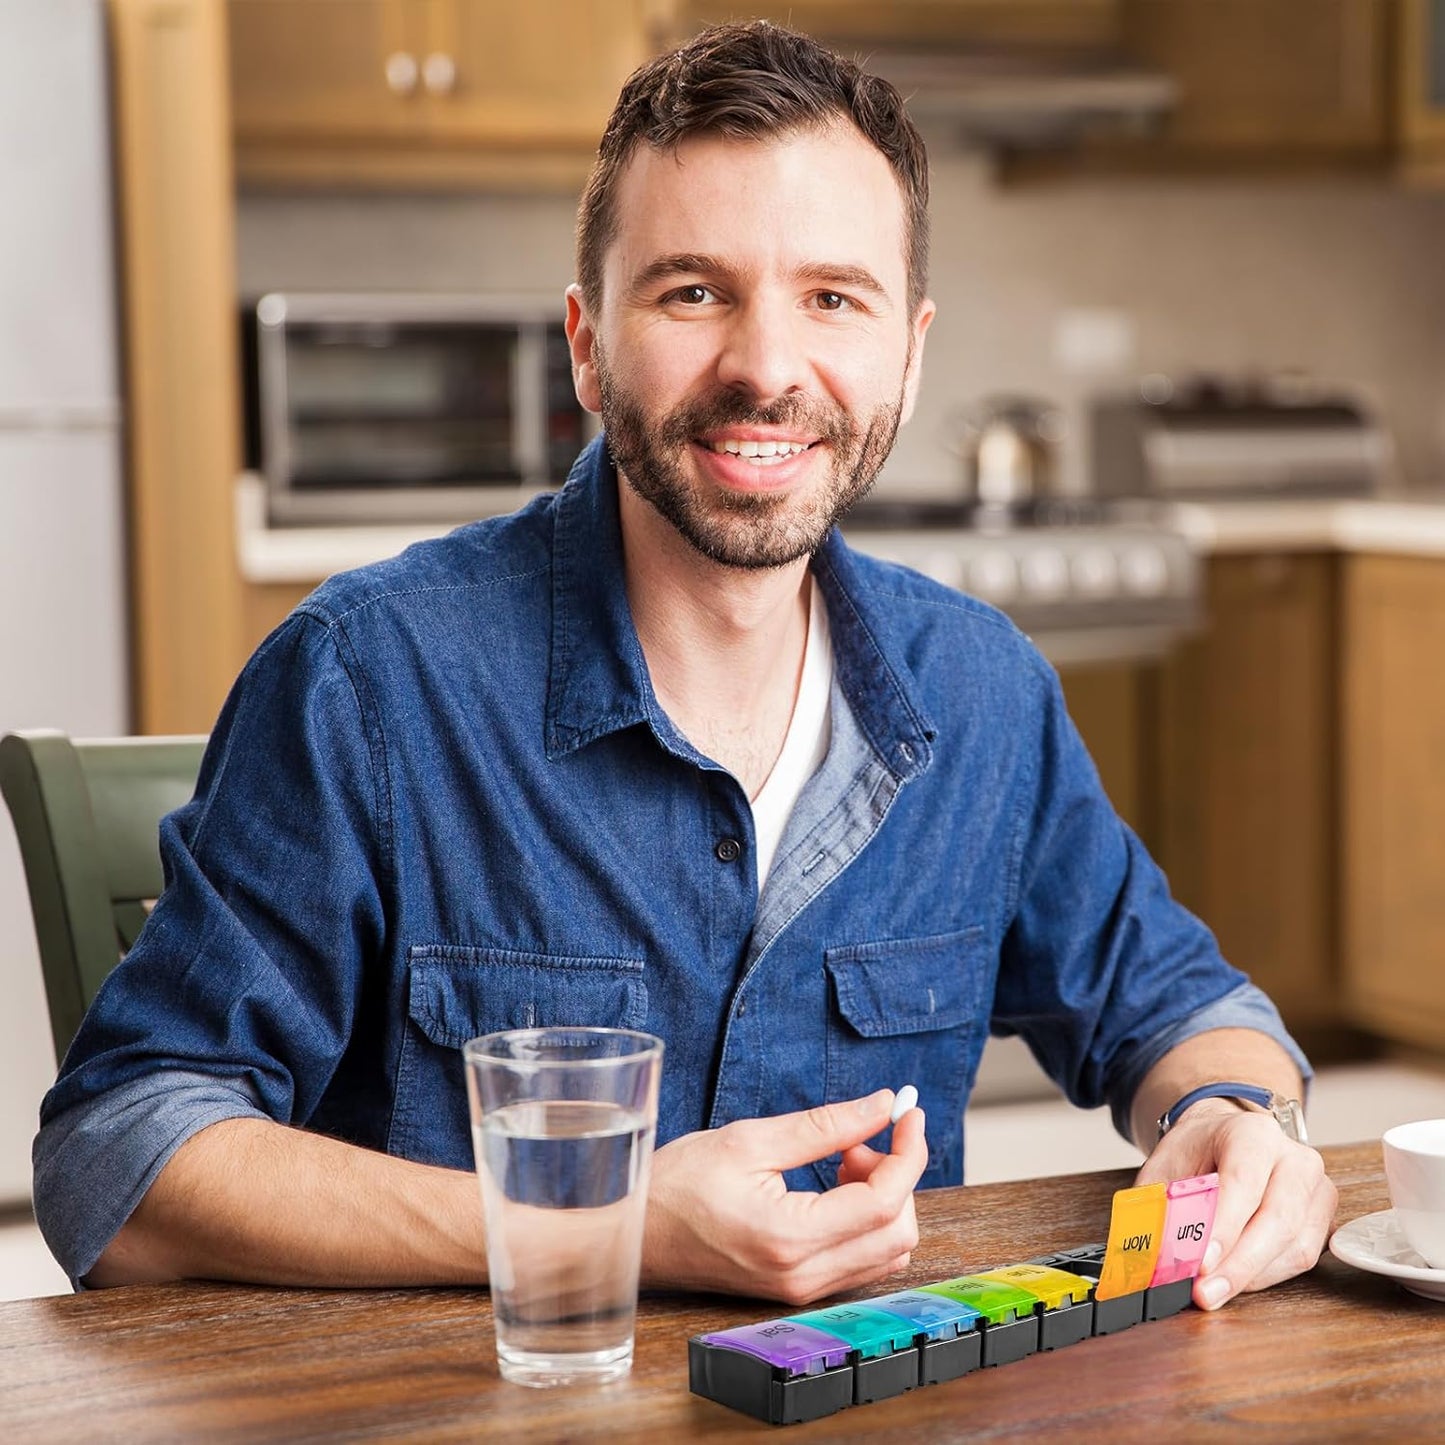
[654,389,854,450]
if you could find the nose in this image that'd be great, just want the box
[714,295,810,403]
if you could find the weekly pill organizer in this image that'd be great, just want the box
[689,1173,1219,1426]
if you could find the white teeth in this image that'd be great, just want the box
[708,438,809,459]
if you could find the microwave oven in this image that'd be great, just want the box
[245,292,595,525]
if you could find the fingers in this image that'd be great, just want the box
[769,1196,921,1307]
[848,1104,928,1199]
[1195,1139,1337,1309]
[744,1090,897,1174]
[836,1142,884,1187]
[800,1106,928,1250]
[642,1103,927,1303]
[1138,1109,1339,1312]
[835,1104,927,1186]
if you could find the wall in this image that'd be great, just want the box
[236,150,1445,498]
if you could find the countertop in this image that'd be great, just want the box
[235,473,1445,585]
[1167,494,1445,555]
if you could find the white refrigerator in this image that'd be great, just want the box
[0,0,131,1204]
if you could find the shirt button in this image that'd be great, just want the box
[715,836,742,863]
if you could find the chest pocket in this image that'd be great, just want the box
[388,944,648,1167]
[817,926,992,1190]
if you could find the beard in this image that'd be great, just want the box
[594,345,906,571]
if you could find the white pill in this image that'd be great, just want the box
[890,1084,919,1124]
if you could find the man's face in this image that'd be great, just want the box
[567,123,934,570]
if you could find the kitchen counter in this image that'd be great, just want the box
[235,473,450,585]
[235,473,1445,584]
[1169,494,1445,555]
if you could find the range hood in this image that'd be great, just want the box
[680,3,1175,152]
[861,48,1179,151]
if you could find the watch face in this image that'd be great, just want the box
[1271,1096,1308,1144]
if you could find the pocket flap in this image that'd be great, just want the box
[825,927,988,1039]
[406,945,647,1048]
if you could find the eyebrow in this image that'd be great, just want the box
[627,253,893,304]
[792,262,890,302]
[629,253,732,294]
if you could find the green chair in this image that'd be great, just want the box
[0,729,206,1061]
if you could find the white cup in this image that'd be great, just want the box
[1383,1118,1445,1269]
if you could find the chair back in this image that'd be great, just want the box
[0,729,206,1060]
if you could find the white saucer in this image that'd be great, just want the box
[1329,1209,1445,1302]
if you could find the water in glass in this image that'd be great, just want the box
[475,1097,655,1386]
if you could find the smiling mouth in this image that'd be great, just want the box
[700,437,818,465]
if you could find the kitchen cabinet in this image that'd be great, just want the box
[228,1,418,148]
[1058,663,1154,851]
[1398,0,1445,182]
[1341,556,1445,1050]
[675,1,1121,48]
[992,0,1391,179]
[111,0,247,736]
[1151,554,1341,1042]
[1116,0,1390,164]
[228,0,669,189]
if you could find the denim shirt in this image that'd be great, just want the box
[34,437,1306,1282]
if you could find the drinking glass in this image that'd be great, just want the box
[464,1027,664,1387]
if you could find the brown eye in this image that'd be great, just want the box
[673,285,712,305]
[815,292,847,312]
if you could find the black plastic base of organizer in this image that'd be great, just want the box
[979,1313,1039,1367]
[919,1330,982,1386]
[854,1347,920,1405]
[1039,1297,1094,1351]
[1033,1249,1146,1336]
[773,1366,856,1426]
[1144,1277,1194,1320]
[1092,1290,1145,1335]
[688,1338,854,1426]
[689,1241,1198,1426]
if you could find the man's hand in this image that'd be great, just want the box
[1136,1099,1337,1310]
[642,1090,927,1306]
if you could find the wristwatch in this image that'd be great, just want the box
[1156,1081,1308,1144]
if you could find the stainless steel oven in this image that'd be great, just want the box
[248,292,593,525]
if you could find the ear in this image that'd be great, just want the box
[565,284,603,415]
[899,297,936,425]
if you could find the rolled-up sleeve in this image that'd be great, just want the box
[32,608,388,1282]
[33,1073,271,1286]
[1100,980,1312,1141]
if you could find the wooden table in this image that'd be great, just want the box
[2,1142,1438,1441]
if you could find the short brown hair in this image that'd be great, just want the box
[576,21,930,315]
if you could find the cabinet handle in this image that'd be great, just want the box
[384,51,419,96]
[422,51,456,95]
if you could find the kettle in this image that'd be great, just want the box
[952,395,1064,509]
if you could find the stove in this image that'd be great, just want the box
[840,496,1200,667]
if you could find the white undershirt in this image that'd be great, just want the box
[749,579,834,890]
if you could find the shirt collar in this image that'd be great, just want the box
[545,437,660,760]
[545,435,934,783]
[812,529,935,783]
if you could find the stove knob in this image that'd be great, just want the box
[1120,544,1171,597]
[967,550,1018,602]
[1019,548,1069,600]
[1071,546,1119,598]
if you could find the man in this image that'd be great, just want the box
[35,22,1334,1308]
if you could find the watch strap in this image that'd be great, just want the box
[1157,1081,1307,1142]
